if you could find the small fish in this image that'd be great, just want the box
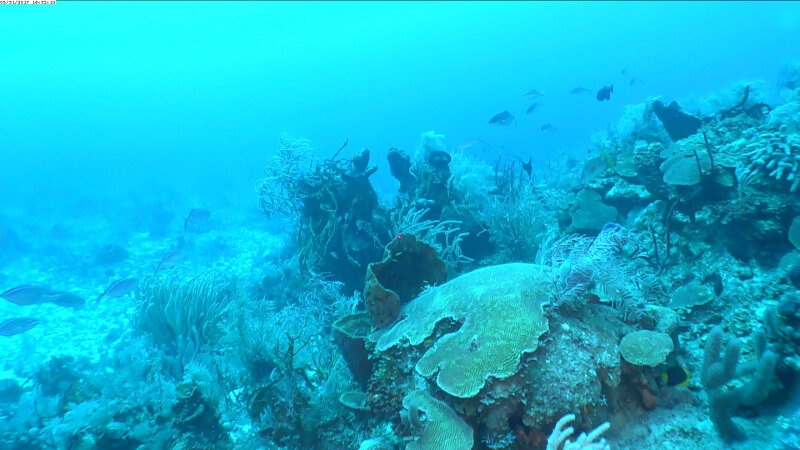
[42,292,85,309]
[596,85,613,102]
[0,285,60,306]
[458,138,487,152]
[658,366,691,388]
[570,87,591,95]
[582,157,610,180]
[629,77,643,87]
[525,102,541,114]
[519,157,532,177]
[522,89,544,100]
[621,68,629,76]
[488,110,516,126]
[155,248,185,274]
[0,317,39,337]
[184,208,211,231]
[97,278,139,300]
[540,123,558,133]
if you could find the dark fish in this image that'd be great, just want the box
[596,85,613,101]
[540,123,558,133]
[184,208,211,231]
[155,248,185,273]
[629,77,643,86]
[0,317,39,337]
[0,285,60,306]
[488,110,516,126]
[522,89,544,100]
[570,87,591,95]
[519,157,532,178]
[42,292,85,309]
[657,366,691,388]
[97,278,139,300]
[525,102,541,114]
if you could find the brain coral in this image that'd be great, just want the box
[374,263,551,398]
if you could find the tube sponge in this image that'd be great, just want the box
[700,325,778,441]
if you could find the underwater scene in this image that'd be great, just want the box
[3,2,800,449]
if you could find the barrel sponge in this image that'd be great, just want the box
[375,263,551,398]
[403,390,473,450]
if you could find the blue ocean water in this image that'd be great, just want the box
[2,2,800,449]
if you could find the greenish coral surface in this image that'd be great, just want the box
[374,263,550,398]
[402,390,473,450]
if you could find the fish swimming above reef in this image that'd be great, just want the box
[525,102,541,114]
[657,365,691,388]
[184,208,211,231]
[97,278,139,300]
[522,89,544,100]
[0,317,39,337]
[458,138,488,152]
[629,77,644,87]
[540,123,558,133]
[1,285,85,309]
[42,292,85,309]
[570,87,592,95]
[582,156,611,180]
[1,285,60,306]
[596,85,613,101]
[155,248,185,273]
[519,157,532,177]
[489,110,516,126]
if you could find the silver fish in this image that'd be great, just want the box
[522,89,544,100]
[184,208,211,231]
[489,110,516,126]
[0,317,39,337]
[42,292,85,309]
[155,248,185,273]
[97,278,139,300]
[540,123,558,133]
[525,102,541,114]
[0,285,59,306]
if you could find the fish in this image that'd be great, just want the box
[42,292,85,309]
[629,77,644,87]
[184,208,211,231]
[582,157,610,180]
[458,138,488,152]
[525,102,541,114]
[155,248,185,273]
[540,123,558,133]
[596,85,613,102]
[570,87,591,95]
[657,365,691,388]
[0,285,60,306]
[0,317,39,337]
[488,110,516,126]
[519,157,532,177]
[97,278,139,300]
[522,89,544,100]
